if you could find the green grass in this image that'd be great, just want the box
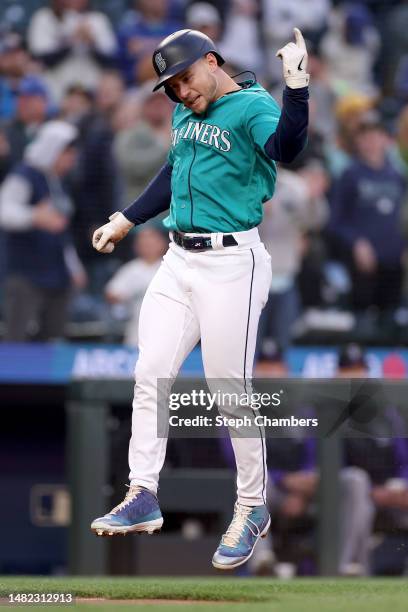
[1,577,408,611]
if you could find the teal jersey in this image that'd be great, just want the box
[164,82,281,233]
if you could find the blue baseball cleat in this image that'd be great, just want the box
[91,485,163,536]
[212,502,271,570]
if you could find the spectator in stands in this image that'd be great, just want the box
[262,0,330,84]
[0,32,34,121]
[185,2,222,43]
[341,344,408,575]
[380,0,408,97]
[111,94,141,133]
[393,104,408,174]
[68,71,124,291]
[257,163,328,351]
[296,161,331,309]
[116,0,181,85]
[329,110,407,315]
[0,120,86,341]
[95,69,125,122]
[114,87,172,203]
[326,93,375,178]
[28,0,117,102]
[255,338,288,378]
[304,41,337,146]
[0,75,50,180]
[320,2,380,97]
[218,0,262,76]
[0,130,10,185]
[60,82,94,126]
[105,225,168,347]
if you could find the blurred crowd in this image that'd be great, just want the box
[1,0,408,346]
[2,0,408,578]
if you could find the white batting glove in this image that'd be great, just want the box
[92,211,134,254]
[276,28,310,89]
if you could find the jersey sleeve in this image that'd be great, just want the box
[264,86,309,163]
[122,163,172,225]
[245,94,281,150]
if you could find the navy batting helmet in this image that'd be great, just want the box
[152,29,224,102]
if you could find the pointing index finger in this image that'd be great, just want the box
[294,27,306,50]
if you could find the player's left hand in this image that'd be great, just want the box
[276,28,310,89]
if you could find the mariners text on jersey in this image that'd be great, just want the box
[164,81,281,234]
[171,121,232,152]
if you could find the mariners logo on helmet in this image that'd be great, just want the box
[155,52,167,74]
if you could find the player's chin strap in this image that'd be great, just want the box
[231,70,257,89]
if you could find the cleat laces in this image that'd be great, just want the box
[110,485,143,514]
[222,503,260,547]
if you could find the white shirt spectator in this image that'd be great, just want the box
[28,6,117,101]
[259,167,327,291]
[219,0,262,73]
[105,259,161,347]
[320,6,380,96]
[262,0,330,81]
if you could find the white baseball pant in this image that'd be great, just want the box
[128,227,272,506]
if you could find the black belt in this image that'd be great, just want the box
[172,231,238,251]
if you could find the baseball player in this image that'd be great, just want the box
[90,28,309,570]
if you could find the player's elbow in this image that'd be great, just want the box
[280,136,308,164]
[265,136,307,164]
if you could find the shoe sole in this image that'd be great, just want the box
[212,516,271,571]
[91,517,163,537]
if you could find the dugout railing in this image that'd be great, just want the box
[65,377,383,576]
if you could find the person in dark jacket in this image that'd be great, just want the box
[0,75,50,182]
[329,111,407,312]
[0,120,86,341]
[68,72,125,288]
[116,0,181,85]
